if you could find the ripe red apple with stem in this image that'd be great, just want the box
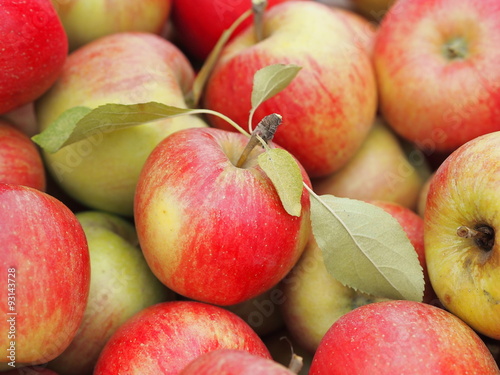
[202,1,377,178]
[0,120,46,191]
[0,0,67,114]
[309,300,500,374]
[0,183,90,369]
[93,301,272,374]
[134,124,311,306]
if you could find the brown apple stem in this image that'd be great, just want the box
[457,225,495,251]
[252,0,268,42]
[235,113,282,168]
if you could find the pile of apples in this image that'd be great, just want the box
[2,0,500,374]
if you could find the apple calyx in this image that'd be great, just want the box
[252,0,269,42]
[235,113,282,167]
[457,225,495,252]
[443,37,469,61]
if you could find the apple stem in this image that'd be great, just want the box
[288,353,304,374]
[252,0,268,42]
[457,225,495,251]
[235,113,282,167]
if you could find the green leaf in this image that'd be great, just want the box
[310,195,424,302]
[258,148,303,217]
[32,106,92,153]
[249,64,302,130]
[32,102,197,153]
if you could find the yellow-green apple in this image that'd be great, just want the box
[279,199,435,354]
[134,126,311,306]
[424,131,500,340]
[202,1,377,178]
[373,0,500,155]
[170,0,307,63]
[179,349,297,375]
[51,0,172,51]
[312,119,431,211]
[0,0,67,114]
[224,286,286,337]
[350,0,395,21]
[0,183,90,369]
[309,300,500,374]
[35,32,207,216]
[93,300,272,374]
[0,120,46,191]
[48,211,175,375]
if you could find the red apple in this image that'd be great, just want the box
[134,127,311,306]
[93,301,272,374]
[179,349,297,375]
[202,1,377,178]
[0,120,46,191]
[0,183,90,369]
[373,0,500,154]
[0,0,67,114]
[170,0,306,63]
[309,300,500,374]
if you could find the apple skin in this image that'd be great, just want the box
[373,0,500,154]
[424,131,500,340]
[312,119,431,211]
[0,120,46,191]
[309,300,500,374]
[51,0,172,51]
[170,0,307,63]
[0,0,67,114]
[0,183,90,369]
[35,32,207,216]
[93,300,272,374]
[202,1,377,178]
[134,126,311,306]
[179,349,297,375]
[47,211,175,375]
[326,4,378,55]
